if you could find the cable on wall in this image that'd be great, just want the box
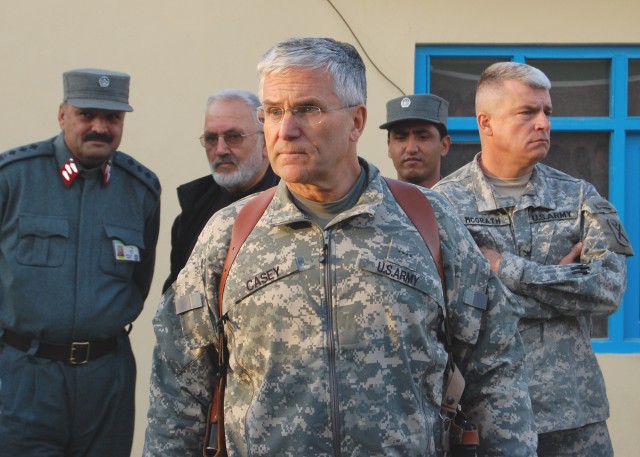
[326,0,405,96]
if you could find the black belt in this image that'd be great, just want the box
[1,329,118,365]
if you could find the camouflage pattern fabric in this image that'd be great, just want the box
[434,153,633,436]
[144,160,537,456]
[536,421,613,457]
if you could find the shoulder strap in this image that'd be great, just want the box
[383,178,445,297]
[217,187,277,312]
[383,178,465,420]
[205,186,277,457]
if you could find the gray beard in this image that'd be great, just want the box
[210,151,265,192]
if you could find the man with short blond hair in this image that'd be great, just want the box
[435,61,634,456]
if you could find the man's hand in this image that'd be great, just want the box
[560,242,590,275]
[559,242,583,265]
[480,247,502,273]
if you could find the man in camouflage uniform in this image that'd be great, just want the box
[434,62,634,456]
[143,38,536,456]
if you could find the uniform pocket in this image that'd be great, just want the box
[17,215,68,267]
[101,223,145,279]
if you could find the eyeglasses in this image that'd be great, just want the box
[199,131,263,148]
[255,105,357,125]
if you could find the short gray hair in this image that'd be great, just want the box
[477,62,551,93]
[206,89,261,127]
[476,62,551,113]
[257,37,367,106]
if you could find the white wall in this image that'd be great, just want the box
[1,1,639,455]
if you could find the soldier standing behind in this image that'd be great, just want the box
[0,68,160,456]
[434,61,634,456]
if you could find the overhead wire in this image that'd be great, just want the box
[325,0,405,96]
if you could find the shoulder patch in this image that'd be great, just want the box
[607,218,632,248]
[0,139,54,169]
[583,195,616,214]
[112,151,161,197]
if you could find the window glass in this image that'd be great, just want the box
[527,59,610,117]
[442,141,479,178]
[544,132,609,198]
[430,58,508,117]
[629,59,640,116]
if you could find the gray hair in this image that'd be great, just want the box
[206,89,261,127]
[257,37,367,106]
[477,62,551,95]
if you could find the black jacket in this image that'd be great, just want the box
[162,167,279,292]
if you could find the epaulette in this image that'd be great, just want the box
[112,151,161,198]
[0,139,55,169]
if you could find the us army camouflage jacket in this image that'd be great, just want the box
[433,154,634,433]
[144,160,536,456]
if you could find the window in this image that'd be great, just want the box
[416,46,640,353]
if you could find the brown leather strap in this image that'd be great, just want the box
[218,187,277,307]
[205,186,277,457]
[382,178,466,418]
[384,178,445,297]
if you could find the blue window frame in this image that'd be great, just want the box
[415,45,640,353]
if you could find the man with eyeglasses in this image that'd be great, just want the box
[161,89,279,292]
[144,37,536,456]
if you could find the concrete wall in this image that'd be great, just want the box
[1,1,638,455]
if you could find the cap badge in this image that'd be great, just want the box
[400,97,411,108]
[98,76,111,88]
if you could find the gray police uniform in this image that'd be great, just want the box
[144,160,536,456]
[434,154,634,453]
[0,134,161,456]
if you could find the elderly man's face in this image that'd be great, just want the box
[203,99,267,192]
[260,68,365,200]
[58,104,124,168]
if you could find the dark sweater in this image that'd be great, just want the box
[162,167,279,292]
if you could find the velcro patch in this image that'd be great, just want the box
[175,294,204,315]
[463,289,488,310]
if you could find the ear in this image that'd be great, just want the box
[349,105,367,142]
[440,135,451,158]
[477,112,492,136]
[260,136,268,158]
[57,103,66,130]
[387,137,392,157]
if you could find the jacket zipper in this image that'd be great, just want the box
[320,233,342,457]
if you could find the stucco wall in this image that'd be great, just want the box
[1,1,639,455]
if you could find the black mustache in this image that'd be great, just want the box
[83,132,113,143]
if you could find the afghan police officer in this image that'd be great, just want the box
[0,69,161,456]
[434,61,634,456]
[382,93,451,188]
